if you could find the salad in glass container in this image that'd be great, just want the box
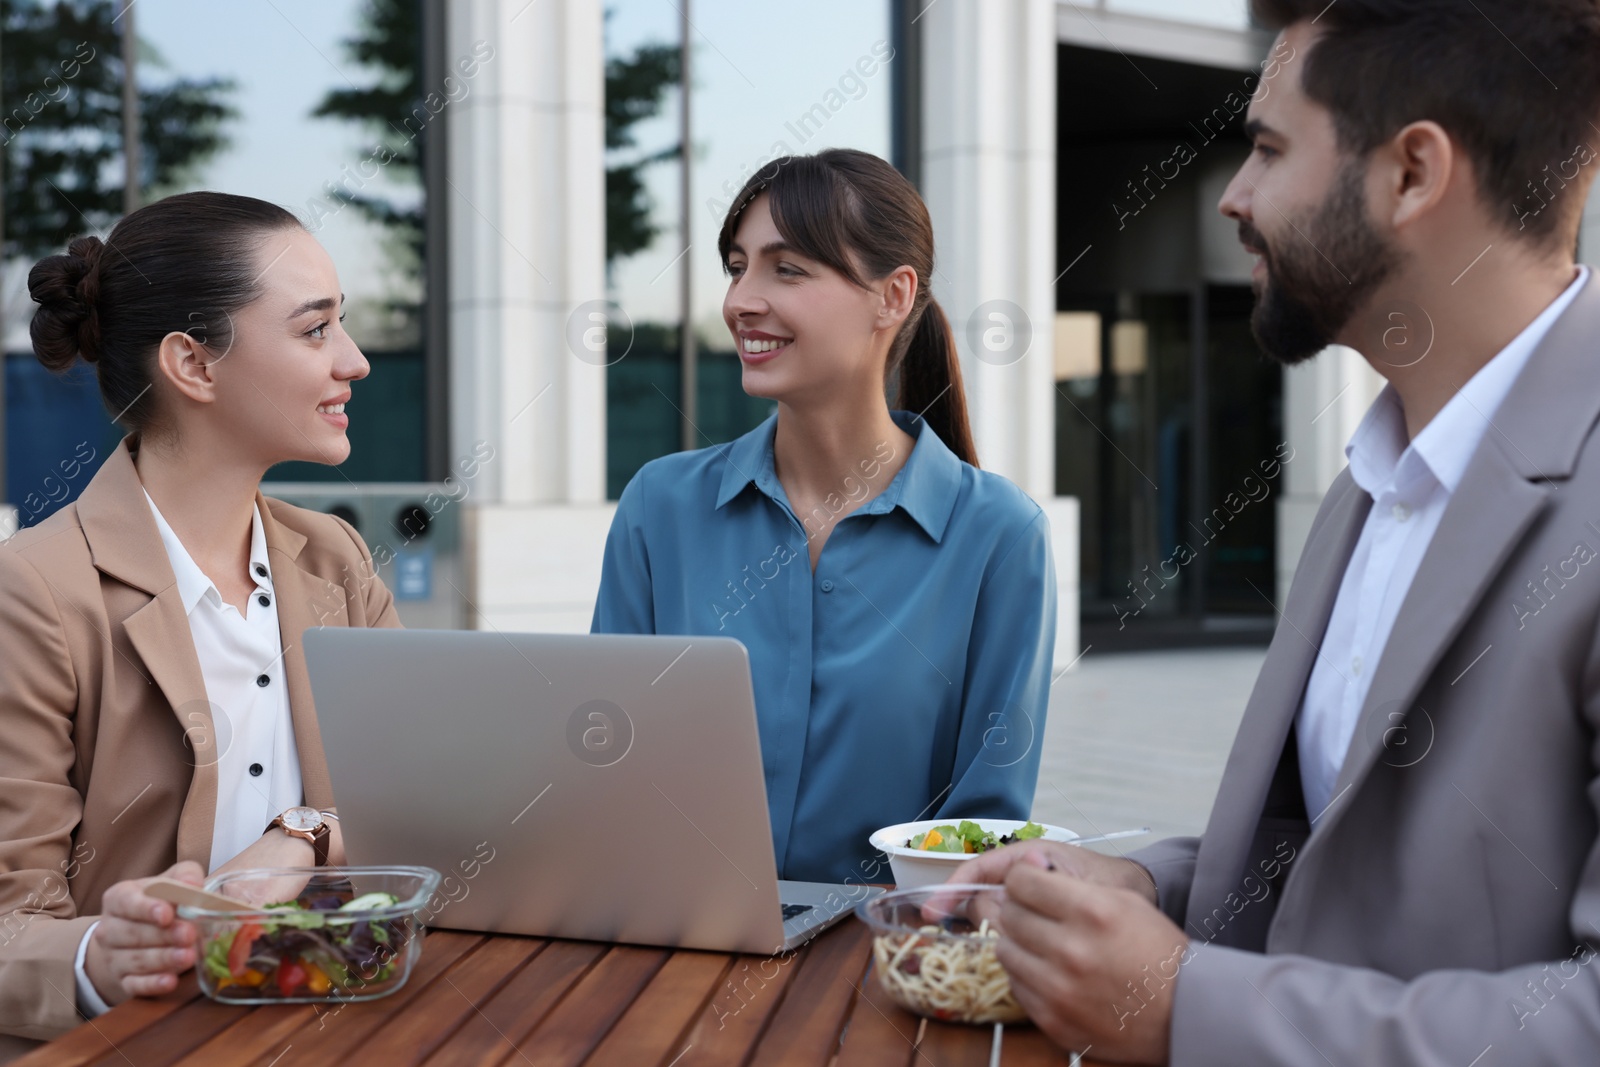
[182,865,440,1004]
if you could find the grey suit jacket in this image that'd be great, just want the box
[1132,272,1600,1066]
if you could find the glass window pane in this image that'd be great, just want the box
[689,0,892,444]
[141,0,431,483]
[604,0,893,500]
[1103,0,1252,30]
[604,0,685,499]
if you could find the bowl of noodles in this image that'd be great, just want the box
[855,884,1026,1025]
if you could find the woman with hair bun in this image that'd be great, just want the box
[0,192,398,1053]
[593,149,1056,884]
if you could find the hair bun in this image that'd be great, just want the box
[28,235,107,371]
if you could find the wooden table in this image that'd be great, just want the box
[17,920,1096,1066]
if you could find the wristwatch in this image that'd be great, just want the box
[265,806,331,866]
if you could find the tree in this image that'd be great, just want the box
[312,1,681,273]
[605,38,679,264]
[309,0,425,298]
[1,0,235,261]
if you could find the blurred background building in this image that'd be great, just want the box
[6,0,1598,658]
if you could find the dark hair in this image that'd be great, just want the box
[717,149,979,467]
[1251,0,1600,246]
[28,191,303,433]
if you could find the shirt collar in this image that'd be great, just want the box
[1346,264,1590,498]
[715,410,965,543]
[143,490,271,614]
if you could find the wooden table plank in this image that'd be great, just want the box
[11,978,205,1067]
[79,987,244,1065]
[342,935,546,1065]
[917,1018,997,1067]
[747,919,875,1067]
[19,925,1102,1067]
[475,943,670,1067]
[211,929,486,1066]
[168,1005,315,1067]
[584,950,734,1067]
[833,959,919,1067]
[416,939,606,1067]
[836,968,1077,1067]
[997,1025,1077,1065]
[671,945,808,1067]
[169,945,537,1067]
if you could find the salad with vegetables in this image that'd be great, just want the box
[201,889,412,1000]
[905,820,1045,854]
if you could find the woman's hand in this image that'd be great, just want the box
[208,815,346,905]
[83,861,205,1005]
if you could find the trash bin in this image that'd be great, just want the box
[262,483,468,630]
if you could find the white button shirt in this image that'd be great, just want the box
[76,495,303,1014]
[1296,266,1588,819]
[141,492,304,868]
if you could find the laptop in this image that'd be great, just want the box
[303,628,882,954]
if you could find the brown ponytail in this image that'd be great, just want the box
[896,297,977,466]
[717,149,980,467]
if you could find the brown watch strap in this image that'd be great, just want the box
[265,815,331,866]
[310,822,329,867]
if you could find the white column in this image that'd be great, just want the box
[448,0,615,634]
[919,0,1057,500]
[921,0,1078,665]
[447,0,606,507]
[1276,347,1383,604]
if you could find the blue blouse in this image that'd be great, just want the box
[592,410,1056,883]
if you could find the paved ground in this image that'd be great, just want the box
[1029,648,1268,854]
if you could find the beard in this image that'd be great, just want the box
[1244,162,1401,366]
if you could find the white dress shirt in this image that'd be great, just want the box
[1296,266,1589,819]
[76,494,303,1014]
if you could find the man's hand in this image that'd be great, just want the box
[997,862,1189,1065]
[84,861,205,1005]
[954,838,1160,906]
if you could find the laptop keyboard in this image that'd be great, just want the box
[781,903,816,921]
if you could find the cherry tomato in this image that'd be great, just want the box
[227,923,263,977]
[277,958,308,997]
[304,962,332,995]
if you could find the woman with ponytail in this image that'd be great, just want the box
[0,192,398,1053]
[593,149,1056,883]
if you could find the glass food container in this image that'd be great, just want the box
[180,865,441,1005]
[855,883,1028,1025]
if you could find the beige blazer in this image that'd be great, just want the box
[1132,272,1600,1065]
[0,439,400,1051]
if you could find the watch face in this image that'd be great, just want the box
[283,806,322,832]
